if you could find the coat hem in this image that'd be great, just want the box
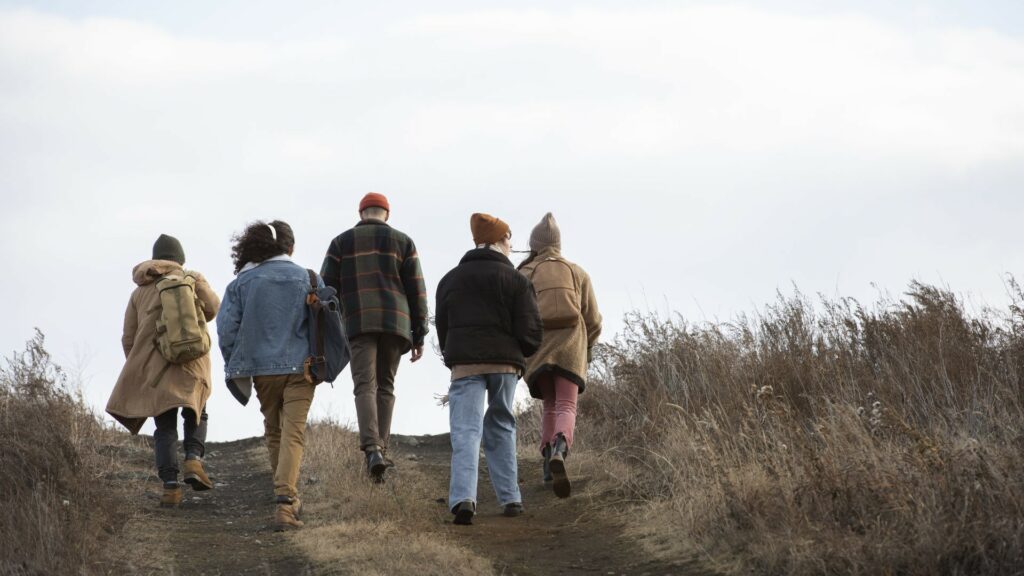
[107,401,200,435]
[525,364,586,399]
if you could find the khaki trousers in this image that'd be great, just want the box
[350,334,405,451]
[254,374,315,498]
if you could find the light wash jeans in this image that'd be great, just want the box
[448,373,522,511]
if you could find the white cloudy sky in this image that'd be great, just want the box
[2,1,1023,441]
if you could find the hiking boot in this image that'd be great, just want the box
[366,448,387,483]
[182,458,213,491]
[159,484,182,508]
[452,501,475,525]
[274,502,304,531]
[276,495,302,519]
[550,434,571,498]
[503,502,524,517]
[541,443,552,485]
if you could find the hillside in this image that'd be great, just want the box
[5,280,1024,575]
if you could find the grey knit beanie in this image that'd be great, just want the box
[152,234,185,265]
[529,212,561,252]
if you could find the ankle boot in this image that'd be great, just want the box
[366,448,387,483]
[276,495,302,518]
[549,434,571,498]
[541,443,553,485]
[183,458,213,491]
[274,502,304,531]
[159,483,182,508]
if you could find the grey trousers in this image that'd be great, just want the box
[350,334,405,451]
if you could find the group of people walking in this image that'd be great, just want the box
[106,193,602,530]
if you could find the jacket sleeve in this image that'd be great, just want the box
[121,292,138,358]
[319,238,342,295]
[401,238,430,347]
[216,282,242,367]
[513,277,544,358]
[435,279,448,353]
[579,268,603,358]
[190,271,221,321]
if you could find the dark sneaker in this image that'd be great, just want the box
[503,502,524,517]
[452,501,475,525]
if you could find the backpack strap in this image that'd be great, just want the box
[305,269,327,376]
[306,269,317,291]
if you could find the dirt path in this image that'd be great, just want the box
[116,433,707,575]
[121,437,314,575]
[393,433,709,576]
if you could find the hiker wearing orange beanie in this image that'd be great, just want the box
[436,213,544,525]
[320,193,429,483]
[517,213,603,498]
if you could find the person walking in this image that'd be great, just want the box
[436,213,543,525]
[107,234,220,508]
[217,220,324,531]
[320,193,429,482]
[517,213,602,498]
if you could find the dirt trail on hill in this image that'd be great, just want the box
[117,434,708,575]
[118,437,314,575]
[393,433,708,576]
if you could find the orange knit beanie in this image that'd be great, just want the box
[470,213,510,245]
[359,192,390,212]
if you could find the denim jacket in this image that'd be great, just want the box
[217,258,325,393]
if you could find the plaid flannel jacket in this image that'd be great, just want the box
[320,220,429,348]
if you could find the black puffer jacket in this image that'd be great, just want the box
[436,248,543,373]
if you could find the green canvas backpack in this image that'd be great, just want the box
[154,273,211,364]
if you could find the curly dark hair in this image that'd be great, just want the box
[230,220,296,274]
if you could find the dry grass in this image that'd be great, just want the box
[296,422,495,575]
[0,330,146,576]
[564,281,1024,575]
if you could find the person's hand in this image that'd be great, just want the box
[411,345,424,363]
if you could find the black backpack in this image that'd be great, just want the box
[303,269,350,384]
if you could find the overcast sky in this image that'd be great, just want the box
[2,1,1023,441]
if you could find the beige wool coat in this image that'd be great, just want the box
[519,247,602,398]
[106,260,220,434]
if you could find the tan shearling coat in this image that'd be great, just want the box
[106,260,220,434]
[519,247,602,397]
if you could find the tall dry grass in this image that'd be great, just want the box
[0,331,140,576]
[570,281,1024,575]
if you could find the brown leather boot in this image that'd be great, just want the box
[274,502,304,531]
[183,459,213,491]
[276,495,302,518]
[159,485,182,508]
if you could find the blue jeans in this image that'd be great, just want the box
[448,373,521,511]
